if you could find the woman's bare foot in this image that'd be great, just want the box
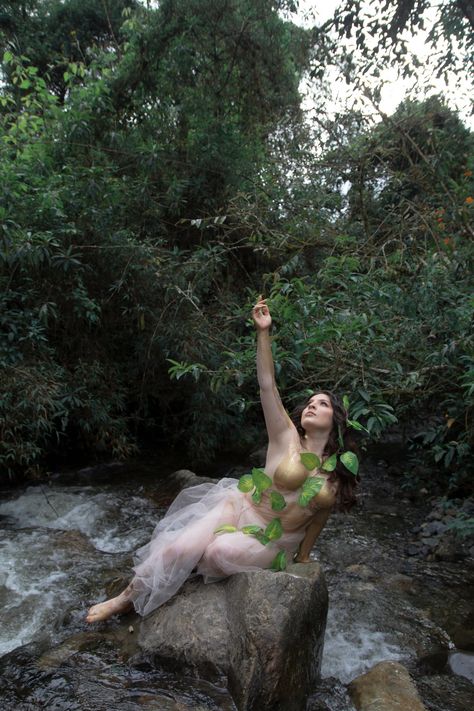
[86,593,133,623]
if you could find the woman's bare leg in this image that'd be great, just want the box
[86,582,135,623]
[86,499,238,622]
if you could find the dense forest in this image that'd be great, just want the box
[0,1,473,520]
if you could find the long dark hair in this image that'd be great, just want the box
[290,390,360,512]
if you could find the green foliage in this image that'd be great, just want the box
[241,525,262,535]
[322,453,337,472]
[214,508,283,549]
[237,474,254,493]
[214,524,238,535]
[297,476,325,507]
[0,0,472,503]
[0,2,311,477]
[446,513,474,539]
[340,452,359,477]
[270,549,287,571]
[251,468,272,493]
[269,490,287,511]
[300,452,320,471]
[265,517,283,541]
[0,360,134,479]
[237,468,289,511]
[0,0,137,99]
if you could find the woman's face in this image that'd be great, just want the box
[301,393,334,432]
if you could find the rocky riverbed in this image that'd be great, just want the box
[0,454,473,710]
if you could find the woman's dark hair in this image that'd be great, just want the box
[290,390,360,512]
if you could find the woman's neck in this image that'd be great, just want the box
[300,431,330,461]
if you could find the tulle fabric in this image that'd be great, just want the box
[131,477,308,616]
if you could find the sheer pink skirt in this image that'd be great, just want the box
[132,477,305,616]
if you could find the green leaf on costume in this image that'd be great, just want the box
[270,490,287,511]
[214,524,237,535]
[251,467,272,492]
[298,476,325,507]
[265,517,283,541]
[322,453,337,471]
[241,525,262,535]
[340,451,359,476]
[270,550,287,571]
[252,489,262,504]
[300,452,321,471]
[255,531,271,546]
[238,474,254,492]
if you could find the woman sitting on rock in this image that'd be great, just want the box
[86,296,359,622]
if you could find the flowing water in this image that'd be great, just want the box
[0,458,473,710]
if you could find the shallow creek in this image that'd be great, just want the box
[0,458,472,710]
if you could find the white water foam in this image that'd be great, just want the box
[0,528,73,656]
[0,486,157,552]
[0,485,161,656]
[321,608,403,683]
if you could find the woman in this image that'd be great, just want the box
[86,296,358,622]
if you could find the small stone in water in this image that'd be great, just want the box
[448,650,474,684]
[422,521,447,536]
[128,625,134,634]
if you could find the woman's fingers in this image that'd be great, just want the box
[252,296,271,329]
[252,295,270,321]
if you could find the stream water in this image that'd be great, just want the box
[0,457,472,710]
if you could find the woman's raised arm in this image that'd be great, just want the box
[252,296,294,445]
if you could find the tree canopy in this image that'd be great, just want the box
[0,0,472,508]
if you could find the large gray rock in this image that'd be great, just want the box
[168,468,216,489]
[137,561,328,711]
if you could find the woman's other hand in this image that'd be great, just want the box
[252,295,272,331]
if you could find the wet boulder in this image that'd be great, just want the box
[348,660,427,711]
[168,469,216,489]
[137,561,328,711]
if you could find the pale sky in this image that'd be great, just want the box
[290,0,473,128]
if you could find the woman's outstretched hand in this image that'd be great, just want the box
[252,295,272,331]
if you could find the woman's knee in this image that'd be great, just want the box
[203,537,239,568]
